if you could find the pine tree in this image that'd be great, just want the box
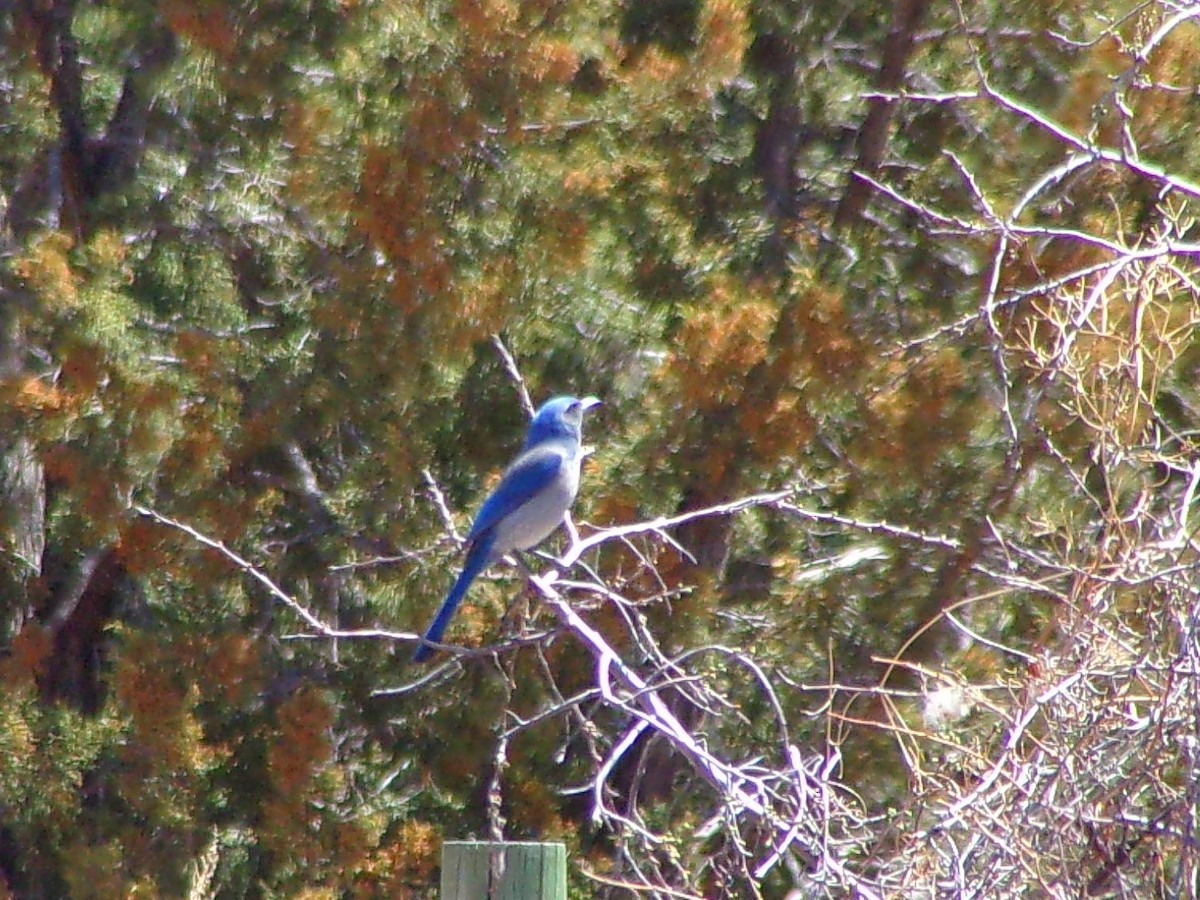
[1,0,1197,894]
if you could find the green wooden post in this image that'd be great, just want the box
[440,841,567,900]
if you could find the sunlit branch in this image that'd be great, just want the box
[133,504,413,643]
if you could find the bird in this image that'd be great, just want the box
[413,395,601,662]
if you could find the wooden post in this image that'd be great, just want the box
[440,841,566,900]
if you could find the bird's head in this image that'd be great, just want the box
[524,395,601,447]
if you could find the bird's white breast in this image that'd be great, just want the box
[492,450,581,554]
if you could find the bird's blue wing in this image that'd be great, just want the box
[413,446,564,662]
[468,445,565,542]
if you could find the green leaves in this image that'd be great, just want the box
[2,0,1199,893]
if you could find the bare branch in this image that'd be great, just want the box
[490,333,535,418]
[133,504,414,644]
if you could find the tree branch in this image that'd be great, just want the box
[834,0,929,228]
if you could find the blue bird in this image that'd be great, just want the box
[413,395,601,662]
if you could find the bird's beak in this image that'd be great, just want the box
[580,396,602,411]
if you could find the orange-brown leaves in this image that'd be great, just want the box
[506,769,570,835]
[42,442,85,489]
[454,0,519,43]
[16,231,78,309]
[792,283,862,383]
[523,38,580,86]
[408,94,480,163]
[0,624,53,686]
[590,485,641,529]
[908,347,968,426]
[60,843,129,900]
[202,632,264,706]
[174,329,218,379]
[59,342,105,395]
[108,636,224,855]
[284,100,339,203]
[456,258,517,335]
[352,820,439,896]
[156,418,226,498]
[697,0,749,85]
[455,0,581,91]
[562,163,613,197]
[864,347,970,469]
[115,636,192,763]
[158,0,237,59]
[1056,35,1125,137]
[117,517,171,578]
[658,278,822,478]
[268,686,334,794]
[1143,20,1200,90]
[355,144,419,257]
[1131,19,1200,148]
[355,140,454,314]
[670,283,774,412]
[618,0,748,102]
[258,687,336,866]
[543,206,591,268]
[620,47,686,91]
[2,374,67,414]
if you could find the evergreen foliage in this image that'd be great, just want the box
[1,0,1198,895]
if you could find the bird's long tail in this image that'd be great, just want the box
[412,534,495,662]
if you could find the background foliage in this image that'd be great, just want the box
[1,0,1198,896]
